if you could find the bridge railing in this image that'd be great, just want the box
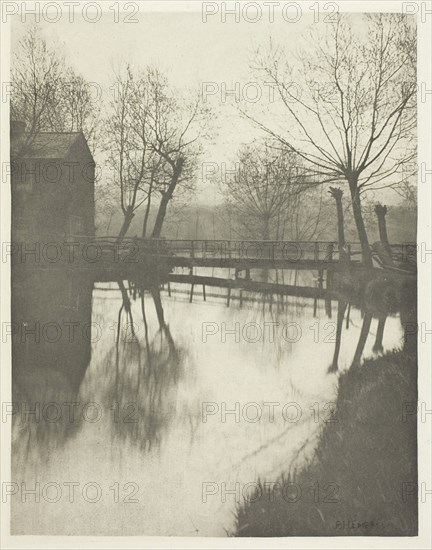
[13,232,405,265]
[389,243,417,264]
[162,239,343,262]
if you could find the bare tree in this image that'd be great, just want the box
[56,68,101,153]
[105,66,159,242]
[11,26,100,153]
[11,27,63,143]
[105,66,209,242]
[222,142,326,241]
[245,14,416,266]
[146,71,210,238]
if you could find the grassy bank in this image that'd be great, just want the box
[234,347,418,536]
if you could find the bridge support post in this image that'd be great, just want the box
[325,295,332,318]
[202,284,206,301]
[227,287,231,307]
[327,268,333,289]
[313,289,318,317]
[318,269,324,290]
[189,283,194,303]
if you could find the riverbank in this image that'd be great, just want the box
[234,345,418,536]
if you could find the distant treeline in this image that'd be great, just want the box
[96,203,417,244]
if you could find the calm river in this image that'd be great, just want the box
[11,268,403,536]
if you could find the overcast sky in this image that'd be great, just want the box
[11,7,409,205]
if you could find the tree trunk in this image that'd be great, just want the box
[151,158,184,238]
[142,195,152,238]
[333,195,348,263]
[335,199,346,253]
[117,207,135,244]
[328,188,348,263]
[106,211,114,233]
[151,193,170,239]
[142,175,155,238]
[375,204,392,257]
[348,179,372,267]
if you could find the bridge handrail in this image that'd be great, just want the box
[12,233,359,244]
[12,232,416,256]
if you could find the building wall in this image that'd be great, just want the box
[66,135,95,237]
[11,134,95,242]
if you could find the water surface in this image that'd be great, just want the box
[11,269,403,536]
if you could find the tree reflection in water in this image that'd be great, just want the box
[328,299,347,373]
[12,272,186,461]
[98,281,185,453]
[11,267,415,536]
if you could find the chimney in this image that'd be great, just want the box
[10,120,26,140]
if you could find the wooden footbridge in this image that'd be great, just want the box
[91,236,413,272]
[15,234,415,285]
[93,237,361,270]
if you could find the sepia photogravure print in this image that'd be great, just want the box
[0,1,431,548]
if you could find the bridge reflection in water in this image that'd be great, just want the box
[11,265,409,536]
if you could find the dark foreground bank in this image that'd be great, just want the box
[235,334,417,536]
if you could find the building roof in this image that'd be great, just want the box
[16,132,90,160]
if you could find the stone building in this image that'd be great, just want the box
[10,121,95,241]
